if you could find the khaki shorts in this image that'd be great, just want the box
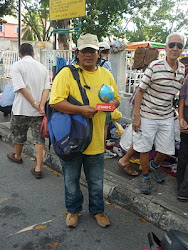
[133,117,175,155]
[10,115,45,145]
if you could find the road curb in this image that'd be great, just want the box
[0,122,188,233]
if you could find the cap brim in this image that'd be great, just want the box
[78,44,99,50]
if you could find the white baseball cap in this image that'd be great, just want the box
[77,33,99,50]
[99,42,110,50]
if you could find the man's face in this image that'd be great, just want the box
[76,48,99,71]
[165,35,184,61]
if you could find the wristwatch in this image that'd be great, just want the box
[33,101,37,106]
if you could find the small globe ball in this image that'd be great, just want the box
[98,84,115,103]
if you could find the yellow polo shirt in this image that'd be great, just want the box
[49,65,120,155]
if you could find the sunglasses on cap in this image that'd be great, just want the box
[168,42,184,49]
[79,48,97,54]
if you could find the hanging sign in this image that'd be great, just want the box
[49,0,86,21]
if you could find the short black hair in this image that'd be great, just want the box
[180,57,188,65]
[19,43,34,56]
[100,49,110,54]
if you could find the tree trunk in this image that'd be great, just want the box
[56,19,72,50]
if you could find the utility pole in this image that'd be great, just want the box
[18,0,21,49]
[52,21,57,80]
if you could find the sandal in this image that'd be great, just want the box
[130,158,141,165]
[118,161,138,176]
[7,152,23,164]
[31,168,42,179]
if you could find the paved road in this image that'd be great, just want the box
[0,141,164,250]
[0,111,11,123]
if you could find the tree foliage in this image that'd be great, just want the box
[20,0,52,41]
[2,0,187,47]
[73,0,155,41]
[125,0,188,45]
[0,0,15,24]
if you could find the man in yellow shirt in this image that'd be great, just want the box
[49,33,120,228]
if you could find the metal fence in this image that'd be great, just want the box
[1,51,19,78]
[1,49,188,92]
[0,50,73,82]
[40,50,73,83]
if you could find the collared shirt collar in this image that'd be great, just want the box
[22,55,33,60]
[164,56,181,72]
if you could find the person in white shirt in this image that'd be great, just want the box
[7,43,51,179]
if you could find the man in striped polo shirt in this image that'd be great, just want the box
[132,32,186,195]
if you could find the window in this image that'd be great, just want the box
[0,25,3,32]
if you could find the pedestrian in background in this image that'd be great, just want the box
[132,32,186,195]
[177,57,188,202]
[180,56,188,77]
[0,83,15,117]
[99,42,112,72]
[7,43,51,179]
[49,34,120,228]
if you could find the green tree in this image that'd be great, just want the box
[18,0,71,47]
[72,0,155,41]
[0,0,15,24]
[11,0,52,41]
[125,0,188,46]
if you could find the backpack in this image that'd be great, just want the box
[45,65,93,161]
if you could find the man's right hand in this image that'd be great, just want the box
[80,106,97,118]
[132,116,141,132]
[180,118,188,133]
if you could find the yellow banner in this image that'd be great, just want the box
[49,0,86,21]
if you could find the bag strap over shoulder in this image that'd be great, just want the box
[100,58,107,67]
[67,65,90,106]
[54,64,89,106]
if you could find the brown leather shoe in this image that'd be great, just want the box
[31,168,42,179]
[66,213,79,228]
[93,212,110,228]
[7,152,23,164]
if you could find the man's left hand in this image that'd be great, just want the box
[34,102,40,112]
[39,105,45,116]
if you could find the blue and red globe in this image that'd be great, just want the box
[98,84,115,103]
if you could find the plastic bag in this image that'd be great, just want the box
[40,116,49,138]
[111,109,122,121]
[115,122,125,137]
[120,124,133,152]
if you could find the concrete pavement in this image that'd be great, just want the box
[0,119,187,234]
[0,140,165,250]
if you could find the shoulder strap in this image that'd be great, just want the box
[67,65,89,106]
[54,64,89,106]
[100,59,107,67]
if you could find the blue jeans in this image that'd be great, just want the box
[60,153,104,215]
